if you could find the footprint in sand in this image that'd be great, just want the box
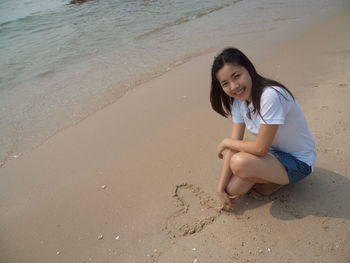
[163,183,221,238]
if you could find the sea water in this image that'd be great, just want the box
[0,0,346,166]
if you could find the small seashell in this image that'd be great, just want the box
[101,185,107,189]
[115,235,120,240]
[194,258,198,263]
[258,249,263,253]
[56,251,60,255]
[98,235,104,240]
[153,249,157,253]
[267,248,271,252]
[192,247,196,251]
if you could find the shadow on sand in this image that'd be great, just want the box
[234,167,350,220]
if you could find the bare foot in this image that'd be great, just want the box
[253,183,284,196]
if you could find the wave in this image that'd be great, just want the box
[0,14,37,28]
[135,0,242,40]
[0,2,66,29]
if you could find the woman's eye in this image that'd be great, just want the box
[222,83,228,88]
[234,74,240,80]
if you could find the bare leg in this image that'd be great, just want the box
[225,151,289,201]
[226,175,255,196]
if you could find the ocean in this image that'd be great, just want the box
[0,0,345,166]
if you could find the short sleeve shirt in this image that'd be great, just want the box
[231,86,316,167]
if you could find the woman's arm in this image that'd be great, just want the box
[217,123,245,209]
[217,124,279,158]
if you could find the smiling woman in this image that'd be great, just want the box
[216,64,253,102]
[210,47,316,211]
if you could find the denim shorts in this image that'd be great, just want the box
[269,149,312,184]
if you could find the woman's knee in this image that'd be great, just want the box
[230,152,252,178]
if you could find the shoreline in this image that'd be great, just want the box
[1,7,350,263]
[1,0,347,168]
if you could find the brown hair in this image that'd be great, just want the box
[210,47,294,120]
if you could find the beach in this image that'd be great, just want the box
[1,2,350,263]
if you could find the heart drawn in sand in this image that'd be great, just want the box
[163,183,221,238]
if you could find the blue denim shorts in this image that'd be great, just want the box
[269,149,312,184]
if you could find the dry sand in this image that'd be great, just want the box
[1,8,350,263]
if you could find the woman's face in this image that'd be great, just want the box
[216,63,252,103]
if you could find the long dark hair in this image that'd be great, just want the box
[210,47,294,119]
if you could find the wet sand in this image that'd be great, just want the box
[0,8,349,263]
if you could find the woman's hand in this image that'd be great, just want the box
[217,190,236,211]
[217,138,230,159]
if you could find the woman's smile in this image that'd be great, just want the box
[232,86,245,97]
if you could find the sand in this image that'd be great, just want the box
[1,7,350,263]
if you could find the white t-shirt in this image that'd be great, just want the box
[232,86,316,167]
